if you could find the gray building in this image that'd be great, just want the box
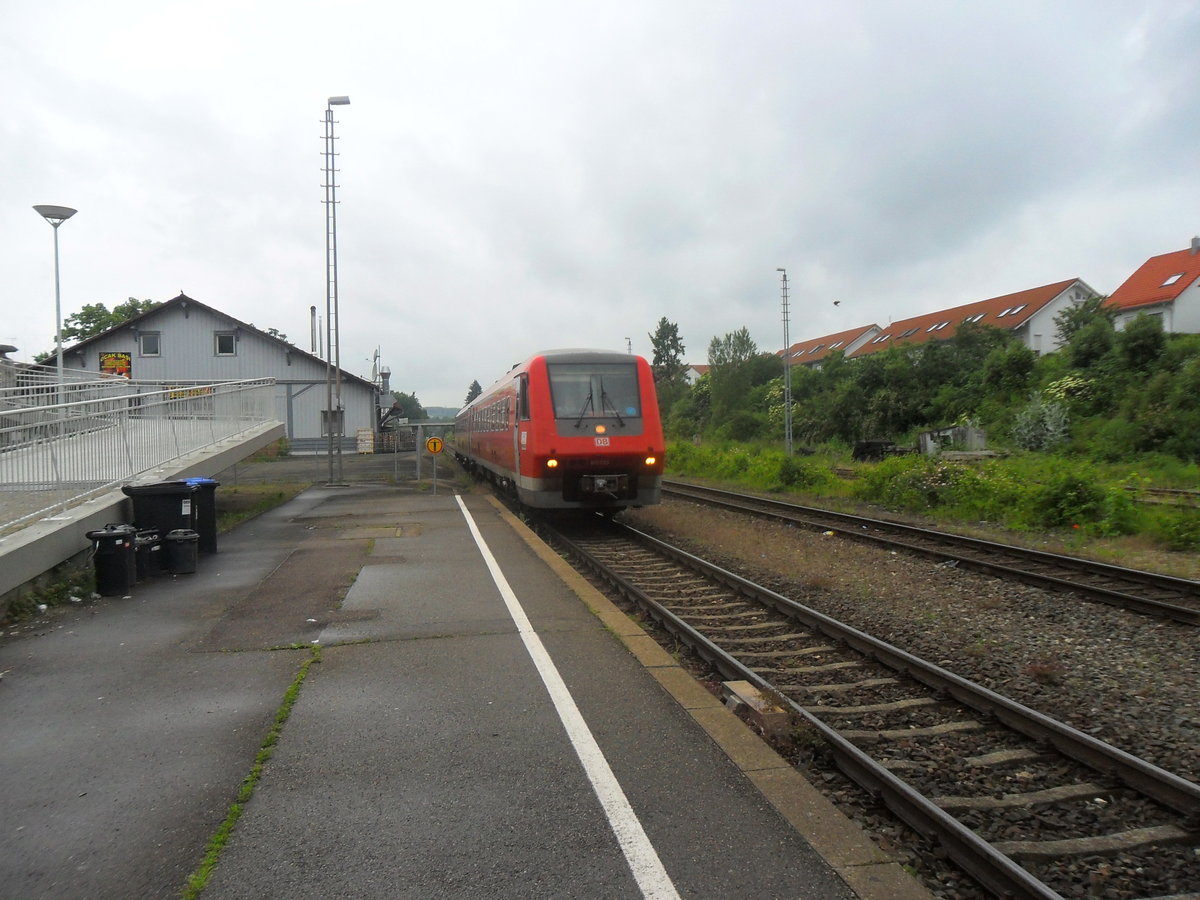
[61,293,384,452]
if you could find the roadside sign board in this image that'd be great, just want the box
[425,436,444,455]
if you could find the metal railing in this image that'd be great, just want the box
[0,377,276,534]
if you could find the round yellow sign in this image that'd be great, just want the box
[425,436,444,455]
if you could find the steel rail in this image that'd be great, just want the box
[548,519,1200,899]
[662,480,1200,626]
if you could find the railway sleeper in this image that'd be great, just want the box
[808,696,942,716]
[992,823,1194,861]
[964,747,1047,767]
[933,781,1111,811]
[800,676,901,693]
[738,643,839,658]
[839,719,984,741]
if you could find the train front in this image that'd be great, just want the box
[521,351,664,510]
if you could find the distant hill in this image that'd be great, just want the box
[425,406,458,420]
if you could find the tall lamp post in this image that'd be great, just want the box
[776,267,793,456]
[323,96,350,483]
[33,205,77,398]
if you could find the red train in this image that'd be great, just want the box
[452,349,665,511]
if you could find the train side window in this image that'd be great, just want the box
[518,375,530,420]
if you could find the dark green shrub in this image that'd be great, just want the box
[1030,471,1104,528]
[778,456,827,489]
[1152,509,1200,551]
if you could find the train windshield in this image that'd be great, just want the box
[547,363,641,422]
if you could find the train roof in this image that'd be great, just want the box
[458,349,647,414]
[529,348,644,365]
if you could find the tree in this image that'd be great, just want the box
[1115,312,1165,373]
[707,327,757,370]
[648,317,686,385]
[706,328,772,428]
[1053,295,1114,346]
[61,298,158,343]
[464,379,483,405]
[390,391,428,420]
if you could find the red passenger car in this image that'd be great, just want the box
[452,349,665,511]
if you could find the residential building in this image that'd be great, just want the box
[780,325,880,369]
[1107,237,1200,334]
[59,293,385,452]
[848,279,1098,360]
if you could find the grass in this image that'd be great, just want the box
[664,440,1200,564]
[215,483,310,533]
[181,646,320,898]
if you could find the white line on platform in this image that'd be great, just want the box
[455,495,681,900]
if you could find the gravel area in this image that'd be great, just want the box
[622,499,1200,897]
[625,499,1200,786]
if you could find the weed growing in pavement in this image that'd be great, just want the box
[2,563,94,626]
[181,647,320,899]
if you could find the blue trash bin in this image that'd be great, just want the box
[183,477,220,553]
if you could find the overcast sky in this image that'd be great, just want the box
[7,1,1199,408]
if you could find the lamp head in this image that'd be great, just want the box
[34,205,77,227]
[328,96,350,106]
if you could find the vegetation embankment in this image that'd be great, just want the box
[664,441,1200,574]
[645,299,1200,569]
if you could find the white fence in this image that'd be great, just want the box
[0,376,276,534]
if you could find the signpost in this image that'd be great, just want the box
[425,435,443,493]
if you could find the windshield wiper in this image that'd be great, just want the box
[599,383,626,427]
[573,388,594,428]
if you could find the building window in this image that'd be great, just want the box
[215,332,237,356]
[926,321,950,332]
[900,327,919,338]
[138,332,161,356]
[1162,273,1183,287]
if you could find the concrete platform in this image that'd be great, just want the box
[0,484,931,899]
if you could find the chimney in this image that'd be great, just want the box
[1191,236,1200,255]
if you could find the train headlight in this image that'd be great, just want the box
[595,425,606,435]
[644,456,657,466]
[546,458,559,469]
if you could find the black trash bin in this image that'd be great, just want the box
[184,477,220,553]
[87,524,138,596]
[134,529,163,581]
[164,529,199,574]
[121,481,197,538]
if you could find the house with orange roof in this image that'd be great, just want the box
[779,324,880,369]
[847,278,1098,360]
[683,364,709,385]
[1106,237,1200,334]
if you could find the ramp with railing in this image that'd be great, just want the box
[0,373,278,535]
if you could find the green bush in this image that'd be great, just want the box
[778,456,828,489]
[1027,471,1104,528]
[1152,508,1200,551]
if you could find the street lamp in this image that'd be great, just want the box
[323,95,350,483]
[33,205,77,397]
[776,267,793,457]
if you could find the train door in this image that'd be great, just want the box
[514,373,530,473]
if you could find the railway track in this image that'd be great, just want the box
[661,480,1200,626]
[545,517,1200,900]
